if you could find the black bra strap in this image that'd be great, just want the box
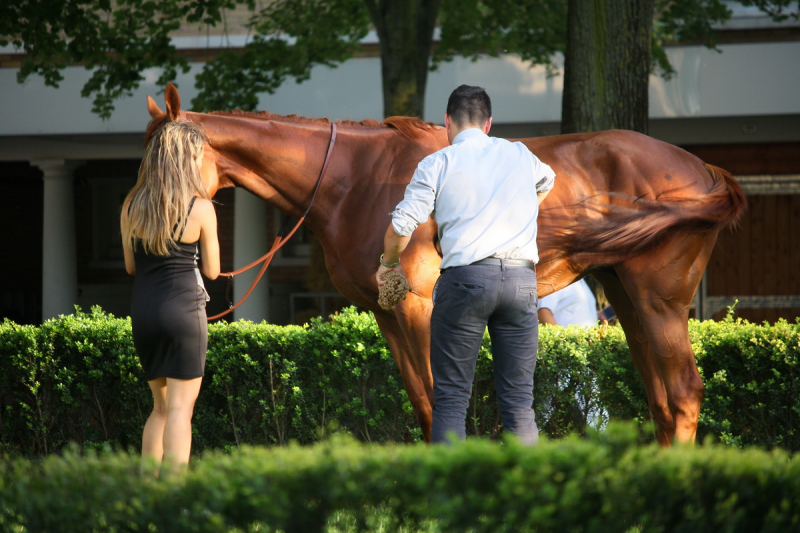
[177,196,198,242]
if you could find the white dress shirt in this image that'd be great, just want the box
[391,128,555,269]
[538,279,598,327]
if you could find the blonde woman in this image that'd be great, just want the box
[121,121,220,473]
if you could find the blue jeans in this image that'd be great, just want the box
[430,262,539,444]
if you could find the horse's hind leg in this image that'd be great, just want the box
[597,231,718,444]
[593,269,676,444]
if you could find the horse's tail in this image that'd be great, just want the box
[542,163,747,265]
[704,164,748,223]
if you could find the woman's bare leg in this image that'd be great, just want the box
[162,376,203,472]
[142,377,168,463]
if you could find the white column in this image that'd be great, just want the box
[34,160,81,321]
[232,188,270,322]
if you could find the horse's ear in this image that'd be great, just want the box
[147,95,164,119]
[165,82,181,121]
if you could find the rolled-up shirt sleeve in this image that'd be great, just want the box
[534,159,556,194]
[390,154,441,237]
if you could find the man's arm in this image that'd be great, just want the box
[537,189,551,205]
[538,307,558,325]
[533,157,555,205]
[375,224,411,288]
[374,154,440,289]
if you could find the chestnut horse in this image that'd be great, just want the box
[146,84,746,445]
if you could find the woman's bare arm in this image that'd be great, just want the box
[196,199,220,279]
[120,208,136,275]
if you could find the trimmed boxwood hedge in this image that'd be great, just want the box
[1,306,798,456]
[1,426,798,533]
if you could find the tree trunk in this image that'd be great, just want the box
[366,0,442,118]
[561,0,654,134]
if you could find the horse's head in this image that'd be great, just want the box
[145,83,224,196]
[145,84,345,216]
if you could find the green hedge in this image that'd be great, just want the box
[1,307,798,456]
[1,426,798,533]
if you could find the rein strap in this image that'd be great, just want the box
[207,122,338,321]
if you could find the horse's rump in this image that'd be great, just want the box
[541,163,747,266]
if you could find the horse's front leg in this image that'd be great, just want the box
[374,307,434,442]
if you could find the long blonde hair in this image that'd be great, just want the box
[122,121,210,255]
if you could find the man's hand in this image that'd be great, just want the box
[376,263,404,288]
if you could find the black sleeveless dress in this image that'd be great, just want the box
[131,197,210,381]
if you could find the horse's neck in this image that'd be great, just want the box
[204,113,446,258]
[209,116,334,219]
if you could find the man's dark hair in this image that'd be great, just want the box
[446,85,492,127]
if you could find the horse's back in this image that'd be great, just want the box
[524,129,744,271]
[518,130,715,202]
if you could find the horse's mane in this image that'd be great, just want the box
[207,110,441,139]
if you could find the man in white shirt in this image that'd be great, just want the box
[538,279,598,327]
[374,85,555,444]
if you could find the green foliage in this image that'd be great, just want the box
[651,1,797,78]
[0,320,44,455]
[656,0,732,47]
[0,446,148,532]
[37,307,148,450]
[691,317,800,449]
[740,0,799,21]
[192,309,417,451]
[192,0,370,112]
[298,310,414,443]
[649,0,736,79]
[5,0,793,118]
[1,306,799,458]
[434,0,567,73]
[606,440,800,532]
[0,307,148,456]
[2,428,799,532]
[197,320,308,449]
[536,323,640,437]
[0,0,241,118]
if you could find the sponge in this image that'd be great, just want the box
[378,270,410,310]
